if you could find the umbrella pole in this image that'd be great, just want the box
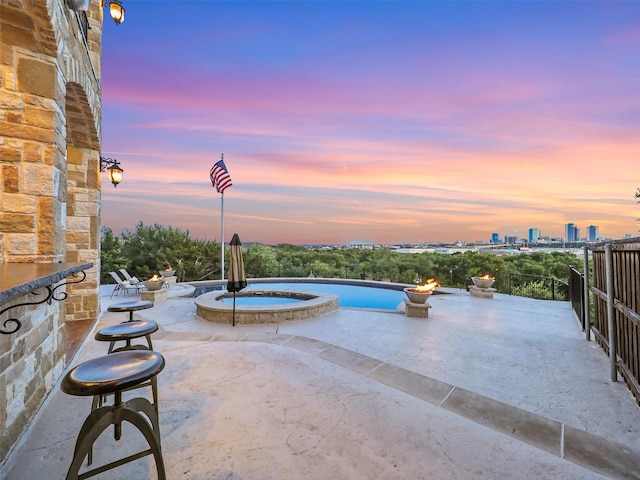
[232,291,236,326]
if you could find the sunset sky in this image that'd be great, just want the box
[100,1,640,245]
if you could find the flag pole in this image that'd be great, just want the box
[210,152,232,281]
[221,190,225,280]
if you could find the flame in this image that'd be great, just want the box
[415,279,439,292]
[150,274,163,282]
[480,274,495,280]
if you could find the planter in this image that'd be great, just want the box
[403,287,432,304]
[471,276,495,289]
[143,280,164,291]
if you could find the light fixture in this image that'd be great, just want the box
[104,0,125,25]
[100,156,124,187]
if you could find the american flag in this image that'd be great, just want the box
[209,155,233,194]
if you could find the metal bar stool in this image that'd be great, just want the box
[107,300,154,322]
[61,350,166,480]
[91,321,161,455]
[95,320,159,354]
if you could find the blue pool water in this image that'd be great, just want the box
[244,283,406,310]
[220,295,302,306]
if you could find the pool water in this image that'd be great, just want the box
[244,283,406,310]
[220,295,302,305]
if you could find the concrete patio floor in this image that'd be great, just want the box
[3,284,640,479]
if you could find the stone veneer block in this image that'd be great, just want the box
[141,289,167,302]
[404,298,431,317]
[17,58,55,97]
[442,387,562,455]
[469,286,496,299]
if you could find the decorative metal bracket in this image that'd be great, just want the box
[0,270,87,335]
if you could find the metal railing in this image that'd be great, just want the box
[568,267,585,330]
[488,273,568,301]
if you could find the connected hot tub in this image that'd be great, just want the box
[195,289,339,325]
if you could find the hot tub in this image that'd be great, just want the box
[195,289,339,325]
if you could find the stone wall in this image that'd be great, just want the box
[0,0,104,466]
[0,293,65,462]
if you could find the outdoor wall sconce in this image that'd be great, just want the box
[100,157,124,187]
[104,0,125,25]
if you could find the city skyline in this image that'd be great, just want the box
[99,2,640,245]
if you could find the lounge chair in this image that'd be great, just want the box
[119,268,144,285]
[109,271,144,298]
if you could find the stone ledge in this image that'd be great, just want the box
[140,289,167,302]
[404,298,431,318]
[0,262,93,304]
[469,286,495,299]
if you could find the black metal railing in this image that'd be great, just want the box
[568,267,585,329]
[492,273,568,301]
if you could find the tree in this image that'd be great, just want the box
[120,222,193,279]
[100,222,579,294]
[99,226,128,284]
[244,244,278,278]
[101,222,220,282]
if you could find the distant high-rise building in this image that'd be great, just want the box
[588,225,599,242]
[528,228,540,243]
[565,223,579,242]
[491,233,500,244]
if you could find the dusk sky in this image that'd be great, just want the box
[100,1,640,245]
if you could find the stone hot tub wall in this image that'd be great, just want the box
[0,0,104,465]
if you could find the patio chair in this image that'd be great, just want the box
[109,271,144,298]
[119,268,144,286]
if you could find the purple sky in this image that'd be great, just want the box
[100,1,640,245]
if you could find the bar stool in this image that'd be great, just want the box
[61,350,166,480]
[92,321,160,425]
[107,300,154,322]
[95,320,159,354]
[95,302,158,422]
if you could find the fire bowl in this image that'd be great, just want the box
[159,269,175,278]
[144,280,164,291]
[471,277,495,289]
[403,287,433,304]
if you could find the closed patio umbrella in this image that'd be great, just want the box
[227,233,247,326]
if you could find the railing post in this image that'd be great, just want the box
[551,278,555,301]
[605,243,617,382]
[583,246,590,341]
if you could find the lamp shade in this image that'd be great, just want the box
[107,164,123,187]
[109,0,125,25]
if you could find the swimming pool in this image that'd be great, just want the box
[244,283,406,310]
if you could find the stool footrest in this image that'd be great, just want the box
[76,449,154,480]
[66,399,165,480]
